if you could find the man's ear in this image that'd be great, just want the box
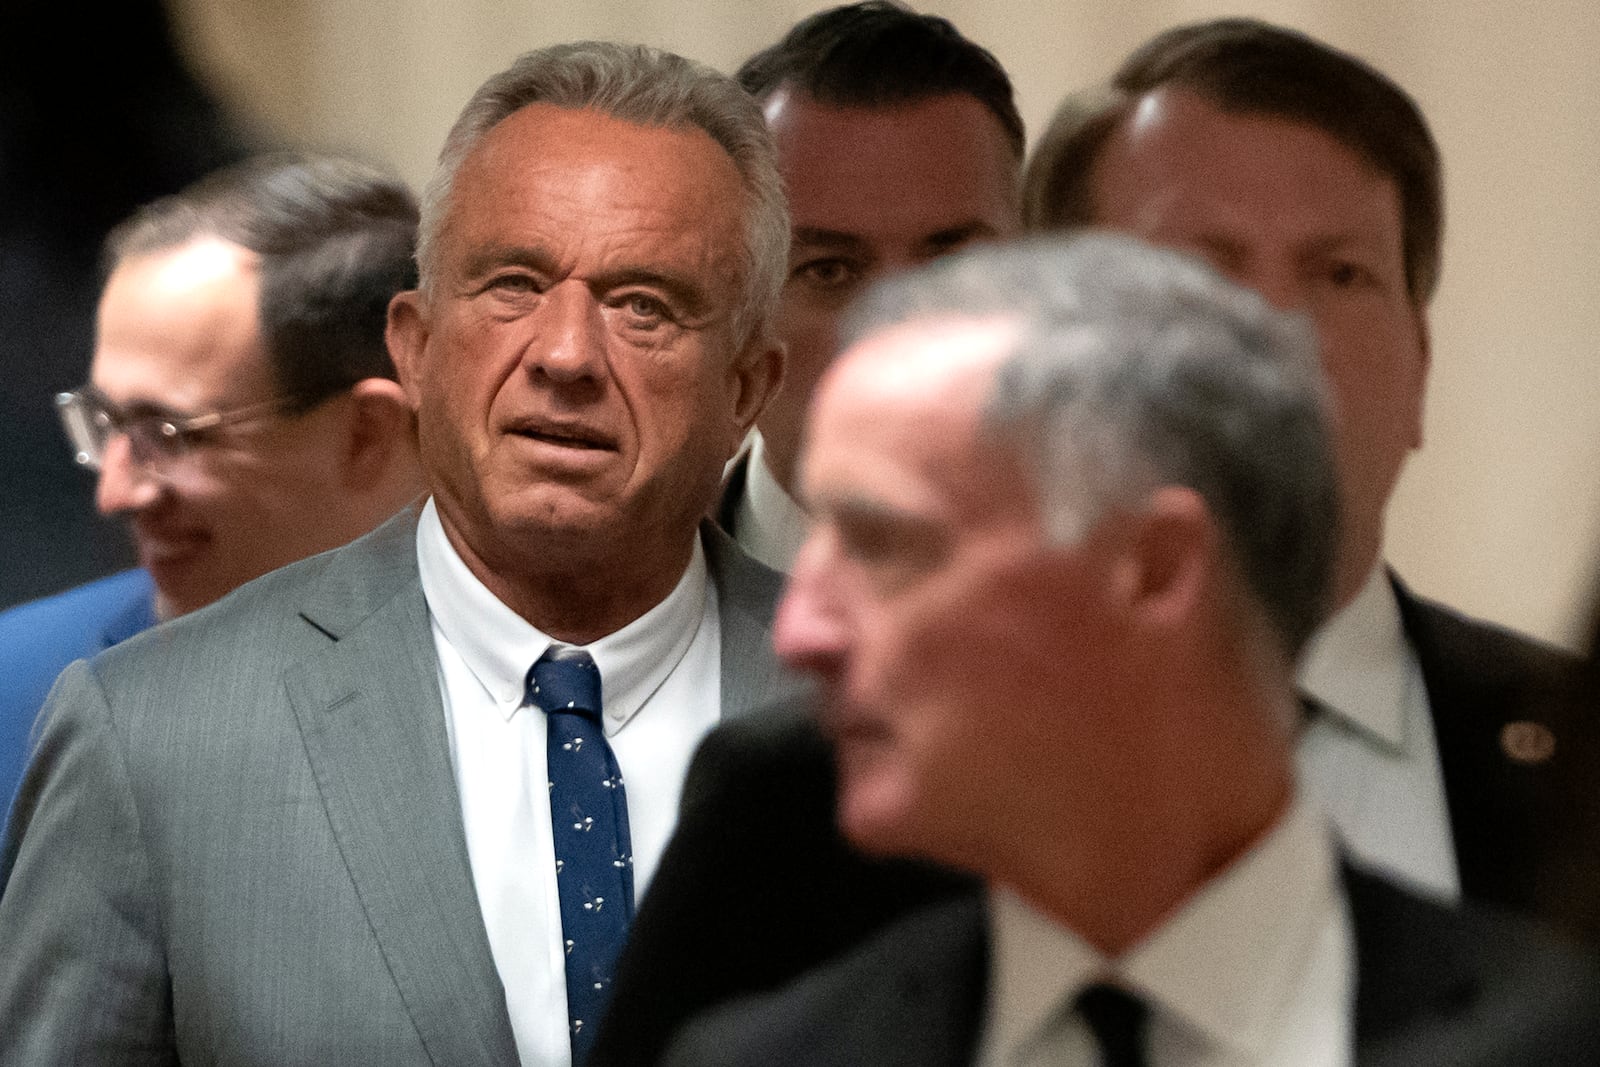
[340,377,417,490]
[1109,486,1217,635]
[1406,305,1431,451]
[386,289,430,411]
[728,333,785,445]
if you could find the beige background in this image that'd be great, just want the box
[165,0,1600,649]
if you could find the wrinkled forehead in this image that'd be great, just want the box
[446,104,752,268]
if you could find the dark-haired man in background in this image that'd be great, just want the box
[716,0,1022,570]
[0,153,423,810]
[1023,17,1581,920]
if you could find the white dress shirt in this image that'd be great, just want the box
[730,431,810,573]
[1296,564,1459,902]
[977,793,1353,1067]
[414,499,722,1067]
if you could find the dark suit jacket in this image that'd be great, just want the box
[0,511,801,1066]
[591,701,973,1067]
[662,869,1600,1067]
[593,590,1594,1066]
[1393,576,1586,913]
[712,448,752,537]
[0,568,155,815]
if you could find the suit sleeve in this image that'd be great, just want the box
[0,659,177,1065]
[590,703,974,1067]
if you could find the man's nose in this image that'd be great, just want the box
[527,281,606,384]
[95,434,163,516]
[772,535,850,676]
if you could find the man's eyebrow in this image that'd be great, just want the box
[86,385,193,423]
[790,227,871,256]
[456,243,556,280]
[919,220,1001,252]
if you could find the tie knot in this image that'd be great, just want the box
[1074,982,1149,1067]
[529,646,603,721]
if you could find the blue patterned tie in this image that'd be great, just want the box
[528,646,634,1065]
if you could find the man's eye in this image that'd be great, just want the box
[792,258,861,292]
[616,293,672,326]
[1325,261,1376,289]
[486,273,541,295]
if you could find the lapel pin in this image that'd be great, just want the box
[1500,721,1555,765]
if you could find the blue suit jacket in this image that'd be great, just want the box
[0,569,156,813]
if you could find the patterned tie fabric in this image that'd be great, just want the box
[528,646,634,1065]
[1075,982,1150,1067]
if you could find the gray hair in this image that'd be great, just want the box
[418,40,789,345]
[844,232,1339,655]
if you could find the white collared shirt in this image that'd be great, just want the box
[977,794,1352,1067]
[414,499,722,1067]
[731,431,811,573]
[1296,565,1459,902]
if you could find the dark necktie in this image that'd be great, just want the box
[529,646,634,1065]
[1075,982,1150,1067]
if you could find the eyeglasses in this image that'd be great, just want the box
[55,385,322,472]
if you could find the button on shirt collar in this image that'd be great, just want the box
[980,793,1351,1067]
[414,497,708,734]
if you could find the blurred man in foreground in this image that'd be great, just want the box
[665,235,1600,1067]
[0,153,423,808]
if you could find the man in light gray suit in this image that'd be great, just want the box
[0,41,793,1067]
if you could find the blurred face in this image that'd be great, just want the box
[756,87,1020,489]
[390,104,776,604]
[774,319,1137,868]
[91,237,357,618]
[1089,88,1429,605]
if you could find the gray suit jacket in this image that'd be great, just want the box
[0,509,800,1066]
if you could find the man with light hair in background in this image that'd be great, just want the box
[0,41,797,1067]
[0,152,424,811]
[666,234,1600,1067]
[716,0,1023,571]
[1021,17,1582,924]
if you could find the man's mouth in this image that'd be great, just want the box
[131,524,208,567]
[511,421,617,451]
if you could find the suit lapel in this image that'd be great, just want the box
[1346,863,1479,1055]
[838,896,990,1067]
[1390,573,1561,911]
[713,449,752,536]
[702,520,808,721]
[286,512,519,1066]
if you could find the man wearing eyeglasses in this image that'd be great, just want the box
[0,153,424,811]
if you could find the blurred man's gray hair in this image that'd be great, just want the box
[418,40,790,345]
[844,232,1339,654]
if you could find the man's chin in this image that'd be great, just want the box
[833,768,922,860]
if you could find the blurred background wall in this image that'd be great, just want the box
[11,0,1599,648]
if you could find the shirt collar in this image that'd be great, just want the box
[415,497,709,732]
[734,431,811,573]
[1296,564,1410,752]
[985,791,1341,1062]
